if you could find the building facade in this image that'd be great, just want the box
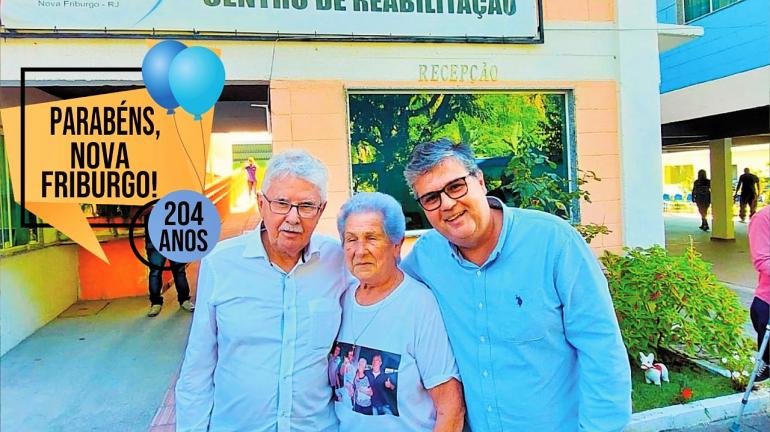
[657,0,770,237]
[1,0,668,353]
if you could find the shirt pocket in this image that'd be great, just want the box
[495,292,547,344]
[216,297,282,346]
[304,298,341,351]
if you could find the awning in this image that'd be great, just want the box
[657,23,703,53]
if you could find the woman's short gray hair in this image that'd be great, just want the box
[337,192,406,245]
[261,150,328,200]
[403,139,481,195]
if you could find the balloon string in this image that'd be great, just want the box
[200,120,207,191]
[172,114,205,193]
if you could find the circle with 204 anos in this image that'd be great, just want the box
[148,190,221,263]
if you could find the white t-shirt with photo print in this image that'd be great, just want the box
[333,272,460,432]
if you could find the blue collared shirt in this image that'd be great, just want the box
[175,229,348,432]
[402,199,632,432]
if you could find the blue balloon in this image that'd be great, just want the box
[168,47,225,121]
[142,40,187,114]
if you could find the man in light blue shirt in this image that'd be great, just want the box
[401,140,632,431]
[175,150,348,432]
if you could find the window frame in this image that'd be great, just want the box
[680,0,743,24]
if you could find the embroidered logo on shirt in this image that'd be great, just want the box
[515,295,523,307]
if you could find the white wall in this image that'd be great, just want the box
[0,245,79,356]
[0,24,620,83]
[661,66,770,124]
[0,16,667,250]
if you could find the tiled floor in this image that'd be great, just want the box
[149,384,177,432]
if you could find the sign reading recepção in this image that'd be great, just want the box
[0,0,542,43]
[418,63,499,82]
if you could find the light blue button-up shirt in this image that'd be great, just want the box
[175,229,348,432]
[402,199,632,432]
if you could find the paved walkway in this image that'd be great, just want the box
[0,294,194,432]
[664,412,770,432]
[0,196,259,432]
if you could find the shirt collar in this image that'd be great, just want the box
[242,223,323,263]
[448,196,512,267]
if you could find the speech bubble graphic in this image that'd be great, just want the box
[0,88,213,263]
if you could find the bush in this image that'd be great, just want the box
[502,147,609,244]
[601,243,756,385]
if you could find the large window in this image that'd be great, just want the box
[347,92,572,231]
[683,0,740,23]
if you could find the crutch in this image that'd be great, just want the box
[729,323,770,432]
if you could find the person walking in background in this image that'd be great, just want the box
[692,169,712,231]
[245,157,258,200]
[748,205,770,383]
[145,215,194,317]
[145,235,194,317]
[735,168,760,222]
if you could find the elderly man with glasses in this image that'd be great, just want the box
[401,139,632,432]
[176,150,348,432]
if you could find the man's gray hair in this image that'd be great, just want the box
[403,139,481,194]
[261,149,328,200]
[337,192,406,245]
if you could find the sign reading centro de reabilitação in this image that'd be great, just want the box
[0,0,542,42]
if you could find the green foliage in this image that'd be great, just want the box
[349,94,480,198]
[348,92,608,239]
[500,140,607,243]
[601,244,756,385]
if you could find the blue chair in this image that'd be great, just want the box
[687,193,693,202]
[674,194,683,201]
[663,193,671,201]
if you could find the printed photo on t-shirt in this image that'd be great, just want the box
[328,342,401,417]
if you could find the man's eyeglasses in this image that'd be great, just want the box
[263,196,323,218]
[415,174,473,211]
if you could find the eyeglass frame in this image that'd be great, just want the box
[414,173,475,211]
[261,195,324,218]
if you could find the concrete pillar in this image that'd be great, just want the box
[709,138,734,240]
[617,0,666,247]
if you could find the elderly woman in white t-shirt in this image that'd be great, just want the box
[331,192,465,432]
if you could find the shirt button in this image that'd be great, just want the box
[487,406,493,413]
[482,370,489,377]
[476,270,481,277]
[480,336,486,343]
[478,303,484,310]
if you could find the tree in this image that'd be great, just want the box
[348,92,608,241]
[349,94,480,227]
